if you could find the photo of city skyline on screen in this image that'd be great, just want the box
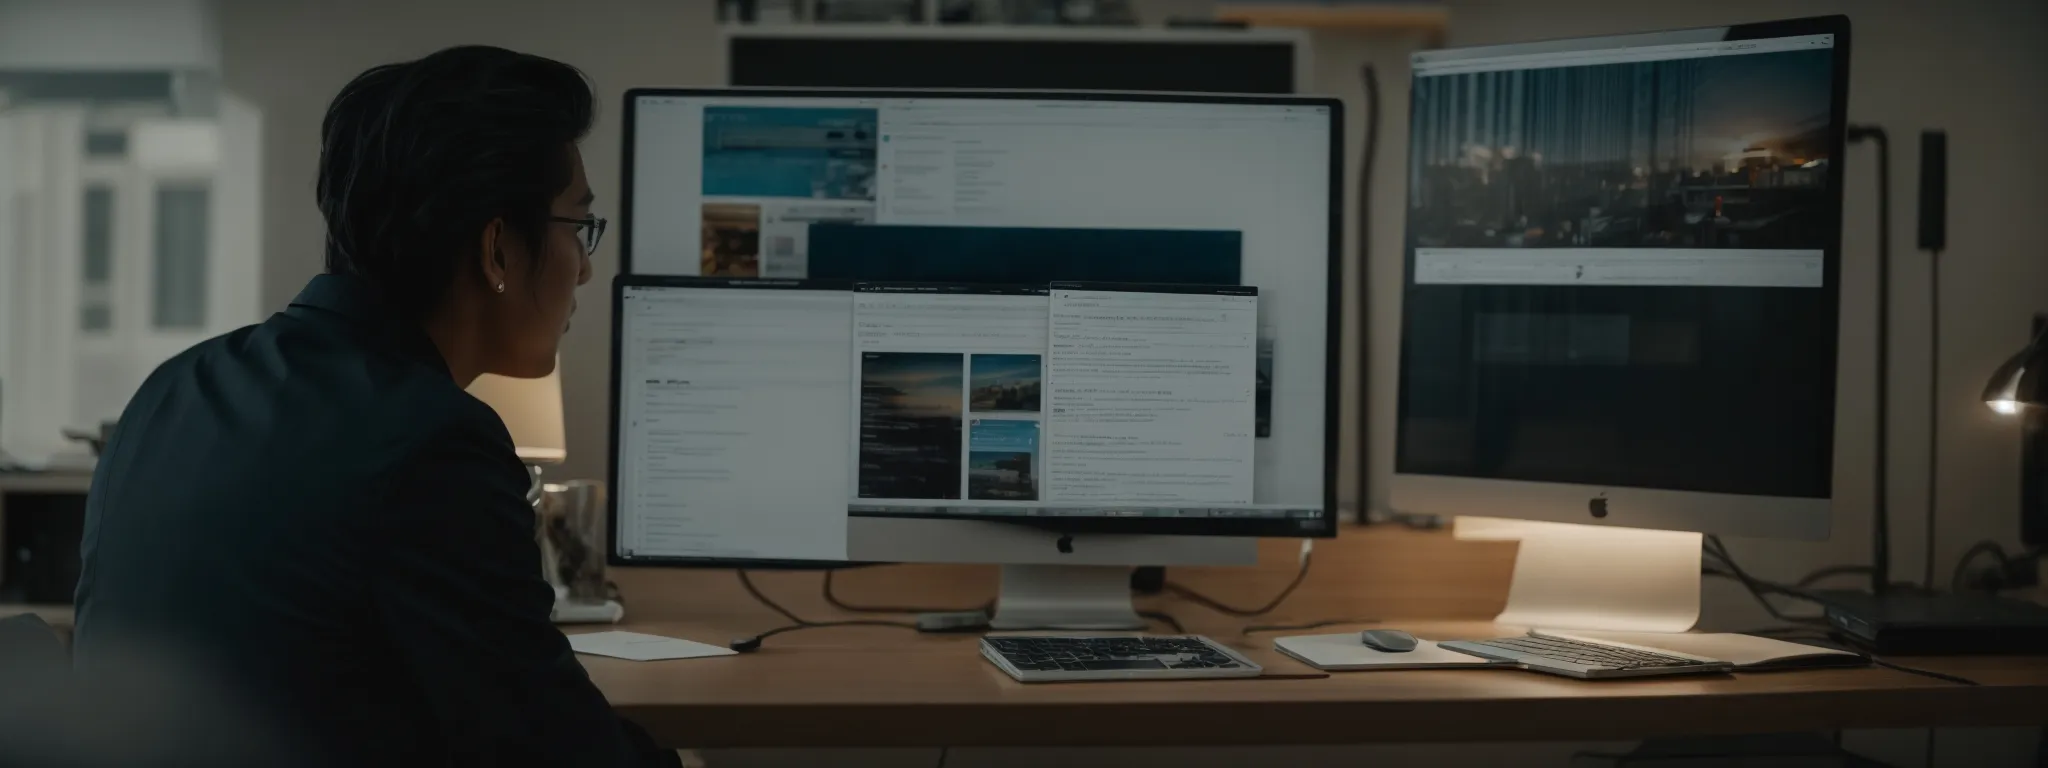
[1407,47,1834,252]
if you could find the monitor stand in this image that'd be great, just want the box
[988,565,1147,631]
[1459,518,1703,633]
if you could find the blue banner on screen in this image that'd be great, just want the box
[807,224,1241,285]
[702,106,879,200]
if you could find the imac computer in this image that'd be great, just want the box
[609,89,1342,629]
[1391,16,1852,632]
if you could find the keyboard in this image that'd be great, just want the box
[1439,633,1733,679]
[980,635,1263,683]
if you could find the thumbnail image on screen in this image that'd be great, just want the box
[857,351,965,500]
[967,419,1039,501]
[1408,47,1834,253]
[969,354,1042,414]
[700,203,762,276]
[702,106,878,200]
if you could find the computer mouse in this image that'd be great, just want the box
[1360,629,1419,653]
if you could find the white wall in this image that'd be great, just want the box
[0,0,220,71]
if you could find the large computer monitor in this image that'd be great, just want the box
[611,89,1342,628]
[1391,16,1851,632]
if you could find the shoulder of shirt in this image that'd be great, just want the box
[134,314,521,474]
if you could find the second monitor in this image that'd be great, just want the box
[611,89,1343,628]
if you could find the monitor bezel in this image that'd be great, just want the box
[612,89,1344,567]
[1388,15,1850,541]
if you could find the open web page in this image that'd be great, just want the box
[846,283,1311,522]
[1395,31,1843,500]
[612,281,852,562]
[631,95,1330,512]
[1406,33,1835,288]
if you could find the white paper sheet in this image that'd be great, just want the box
[568,631,737,662]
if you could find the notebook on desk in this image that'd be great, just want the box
[1539,630,1865,671]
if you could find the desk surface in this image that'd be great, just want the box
[11,524,2047,748]
[582,619,2048,749]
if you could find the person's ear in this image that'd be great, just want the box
[478,218,508,295]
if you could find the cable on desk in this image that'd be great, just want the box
[1795,565,1874,589]
[735,570,804,625]
[821,570,992,615]
[1163,540,1313,617]
[1237,618,1383,636]
[730,570,919,652]
[1701,537,1831,626]
[934,747,949,768]
[1136,610,1186,634]
[1730,626,1981,687]
[1950,540,2012,592]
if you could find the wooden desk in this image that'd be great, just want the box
[594,527,2048,749]
[582,620,2048,749]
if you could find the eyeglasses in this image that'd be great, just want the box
[550,214,608,256]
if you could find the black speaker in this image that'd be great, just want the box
[2024,313,2048,550]
[1,493,87,604]
[1918,131,1947,251]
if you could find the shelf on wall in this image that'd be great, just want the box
[1214,2,1446,31]
[0,603,74,626]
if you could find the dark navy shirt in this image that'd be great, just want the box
[72,274,674,767]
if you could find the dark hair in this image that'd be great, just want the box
[317,46,594,319]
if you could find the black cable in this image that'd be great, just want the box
[1163,548,1312,617]
[735,570,803,625]
[1848,125,1893,596]
[1878,658,1979,687]
[934,747,949,768]
[1927,246,1943,591]
[1796,565,1874,589]
[733,620,921,652]
[1353,62,1381,524]
[1239,618,1382,636]
[1923,729,1936,768]
[1732,627,1981,686]
[1950,541,2012,592]
[731,570,918,652]
[1137,610,1186,634]
[1702,537,1830,625]
[820,570,991,615]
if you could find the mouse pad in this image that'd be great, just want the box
[1274,632,1513,672]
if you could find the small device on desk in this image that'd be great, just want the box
[1359,629,1419,652]
[1819,591,2048,655]
[980,635,1262,682]
[1437,629,1866,680]
[1440,635,1732,680]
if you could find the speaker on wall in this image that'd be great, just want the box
[1918,130,1947,252]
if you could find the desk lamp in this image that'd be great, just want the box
[468,368,622,623]
[1982,324,2046,415]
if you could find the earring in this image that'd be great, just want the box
[494,283,505,293]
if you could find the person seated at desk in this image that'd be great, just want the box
[70,46,675,768]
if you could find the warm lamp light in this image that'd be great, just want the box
[467,366,567,464]
[1983,325,2046,416]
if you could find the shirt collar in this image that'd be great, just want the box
[287,273,452,377]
